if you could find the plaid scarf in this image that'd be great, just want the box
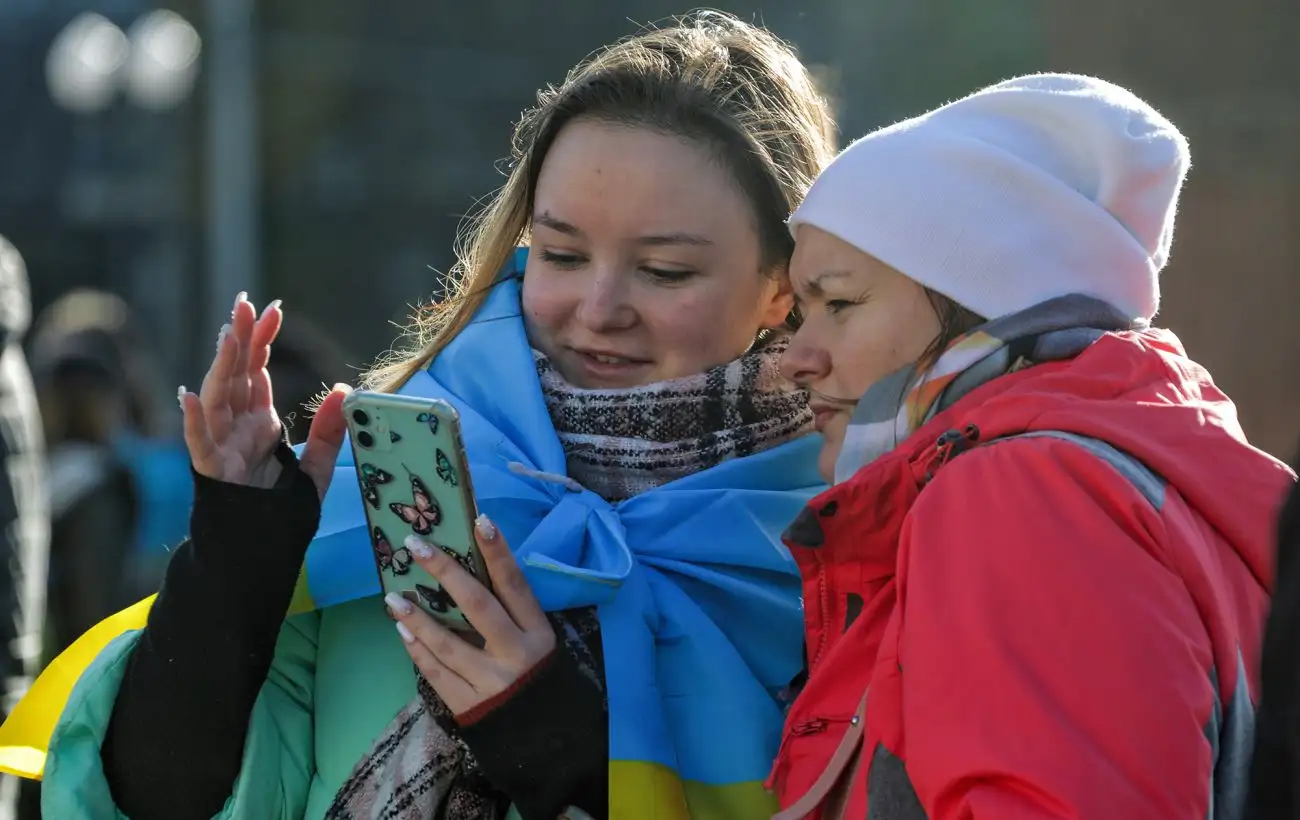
[537,336,813,501]
[833,295,1138,483]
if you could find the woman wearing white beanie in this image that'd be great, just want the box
[767,73,1296,819]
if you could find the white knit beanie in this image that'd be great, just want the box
[788,73,1191,322]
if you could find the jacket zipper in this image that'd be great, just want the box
[768,714,851,790]
[811,552,831,668]
[769,712,863,816]
[791,718,829,736]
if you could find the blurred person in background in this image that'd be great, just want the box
[26,11,838,820]
[0,237,49,820]
[28,290,156,661]
[768,74,1293,818]
[30,289,201,605]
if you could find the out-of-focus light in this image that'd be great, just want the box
[125,10,202,111]
[46,13,129,113]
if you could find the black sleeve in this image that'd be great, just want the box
[457,626,609,820]
[101,444,321,820]
[1246,447,1300,820]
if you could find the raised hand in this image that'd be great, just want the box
[180,292,349,499]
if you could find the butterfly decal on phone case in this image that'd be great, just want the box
[415,583,456,615]
[372,526,412,575]
[389,470,441,535]
[359,463,393,510]
[430,540,475,574]
[416,412,439,435]
[434,448,458,486]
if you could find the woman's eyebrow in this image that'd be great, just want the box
[801,269,853,297]
[636,231,713,248]
[532,212,710,247]
[533,211,583,237]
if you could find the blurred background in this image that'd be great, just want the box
[0,2,1296,812]
[5,0,1298,449]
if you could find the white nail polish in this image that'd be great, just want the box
[396,621,416,644]
[384,592,413,617]
[177,385,187,409]
[475,515,497,542]
[216,323,231,352]
[262,299,282,318]
[404,535,434,559]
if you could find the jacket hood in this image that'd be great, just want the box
[965,328,1294,589]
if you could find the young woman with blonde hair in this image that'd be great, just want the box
[16,12,837,820]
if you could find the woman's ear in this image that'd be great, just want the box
[760,265,795,329]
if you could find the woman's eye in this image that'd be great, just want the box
[644,267,696,284]
[826,299,855,314]
[539,250,585,269]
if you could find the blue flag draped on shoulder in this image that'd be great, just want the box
[306,248,824,813]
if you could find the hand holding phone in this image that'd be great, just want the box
[384,512,558,717]
[344,392,558,714]
[342,392,488,628]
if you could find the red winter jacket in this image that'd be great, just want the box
[768,329,1295,820]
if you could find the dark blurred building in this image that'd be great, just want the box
[1041,0,1300,464]
[0,0,1294,456]
[250,1,836,377]
[0,0,200,415]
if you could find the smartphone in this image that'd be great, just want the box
[341,391,488,629]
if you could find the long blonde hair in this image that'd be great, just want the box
[360,11,837,393]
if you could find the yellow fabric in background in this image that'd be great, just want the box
[0,566,321,781]
[0,595,156,779]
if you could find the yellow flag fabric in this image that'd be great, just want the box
[0,595,156,779]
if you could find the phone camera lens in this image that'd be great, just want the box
[356,430,375,448]
[352,409,370,426]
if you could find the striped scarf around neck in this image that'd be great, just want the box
[833,294,1139,483]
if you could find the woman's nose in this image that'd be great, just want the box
[779,330,830,387]
[574,269,635,332]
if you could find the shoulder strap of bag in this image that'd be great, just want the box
[771,687,870,820]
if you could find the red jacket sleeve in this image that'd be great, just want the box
[894,437,1215,819]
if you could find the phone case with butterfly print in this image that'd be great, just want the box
[341,391,489,629]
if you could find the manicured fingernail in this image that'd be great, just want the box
[262,299,282,318]
[395,621,416,644]
[216,323,231,351]
[236,291,248,303]
[384,592,413,617]
[404,535,434,559]
[475,514,497,542]
[177,385,186,409]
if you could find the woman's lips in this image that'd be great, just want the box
[569,348,652,383]
[810,405,840,432]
